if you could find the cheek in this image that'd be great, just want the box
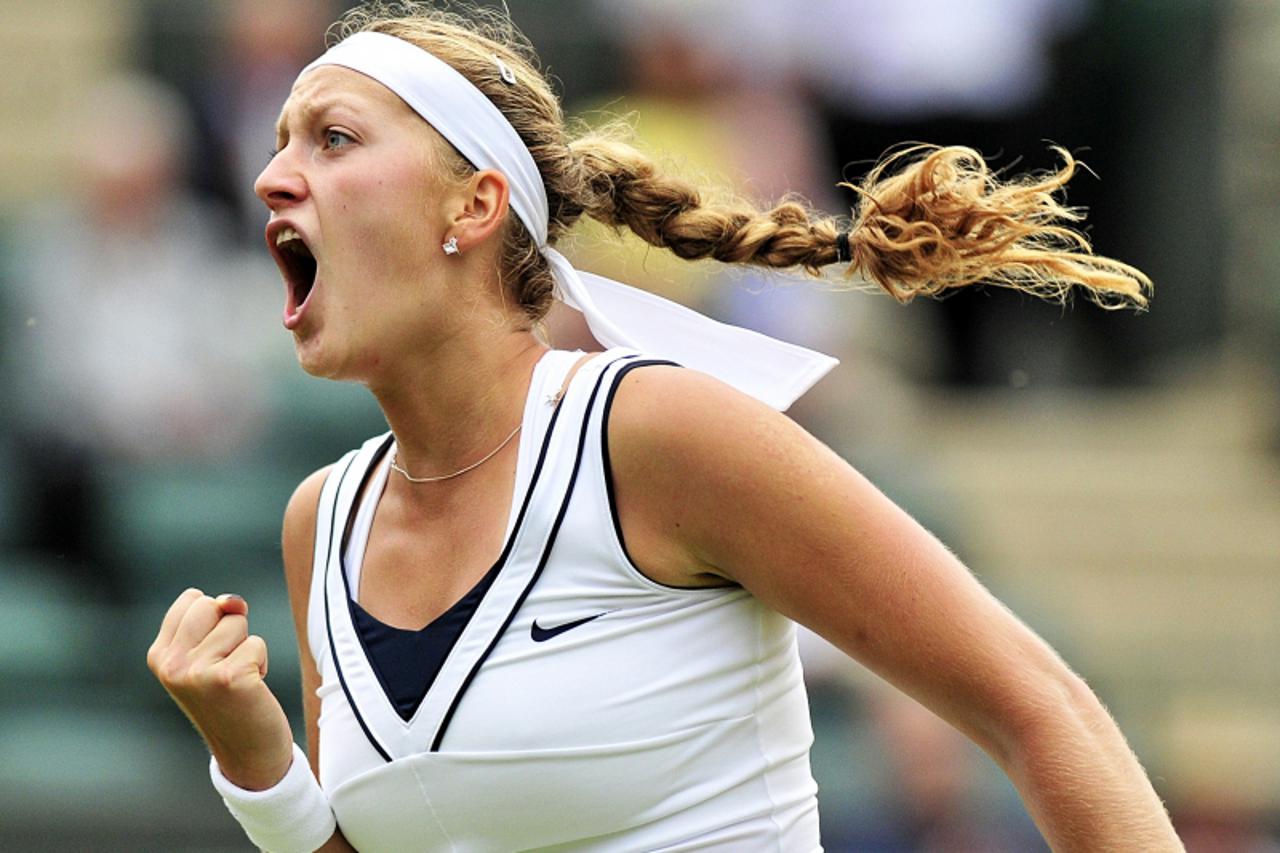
[321,156,448,304]
[336,200,425,282]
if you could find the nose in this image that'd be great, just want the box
[254,146,308,211]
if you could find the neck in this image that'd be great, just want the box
[370,327,548,482]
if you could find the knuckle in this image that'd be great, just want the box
[184,598,218,627]
[156,656,190,687]
[189,663,224,691]
[145,645,168,676]
[213,667,238,691]
[172,588,203,610]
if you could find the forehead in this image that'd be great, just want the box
[274,65,419,138]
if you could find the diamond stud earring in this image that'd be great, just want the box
[442,236,460,255]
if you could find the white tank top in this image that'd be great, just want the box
[306,349,822,851]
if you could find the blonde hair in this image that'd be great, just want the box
[332,2,1151,321]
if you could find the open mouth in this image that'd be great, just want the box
[274,227,317,313]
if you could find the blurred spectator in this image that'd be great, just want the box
[5,72,276,594]
[796,0,1087,119]
[582,0,837,321]
[1177,809,1280,853]
[859,686,1045,851]
[800,0,1224,387]
[800,629,1047,851]
[198,0,335,243]
[796,0,1098,387]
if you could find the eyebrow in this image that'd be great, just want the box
[274,95,351,143]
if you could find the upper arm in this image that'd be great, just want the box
[282,465,332,776]
[607,367,1082,764]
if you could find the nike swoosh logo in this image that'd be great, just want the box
[531,612,608,642]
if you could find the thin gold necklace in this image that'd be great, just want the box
[389,423,522,484]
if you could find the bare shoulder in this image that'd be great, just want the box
[605,365,829,586]
[607,364,830,486]
[606,364,797,454]
[281,466,333,616]
[283,467,332,563]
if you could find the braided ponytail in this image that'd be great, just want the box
[566,136,1149,309]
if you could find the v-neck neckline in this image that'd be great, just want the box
[341,348,573,610]
[331,349,587,726]
[317,348,635,759]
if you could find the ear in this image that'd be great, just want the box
[448,169,511,252]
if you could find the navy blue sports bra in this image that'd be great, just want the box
[340,437,500,722]
[348,563,499,721]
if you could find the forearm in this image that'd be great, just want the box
[205,719,295,791]
[997,679,1183,852]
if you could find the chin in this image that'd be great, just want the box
[295,335,379,386]
[293,335,344,381]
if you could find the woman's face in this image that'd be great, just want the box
[255,65,462,382]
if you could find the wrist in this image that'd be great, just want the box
[210,742,336,853]
[209,738,295,791]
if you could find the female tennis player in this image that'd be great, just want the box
[148,3,1184,850]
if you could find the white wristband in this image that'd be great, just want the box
[209,742,336,853]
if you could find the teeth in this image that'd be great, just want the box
[275,226,300,247]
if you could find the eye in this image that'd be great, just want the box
[324,128,355,150]
[266,146,279,162]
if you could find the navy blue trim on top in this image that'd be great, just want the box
[322,444,394,763]
[599,360,738,592]
[430,353,638,751]
[599,360,679,584]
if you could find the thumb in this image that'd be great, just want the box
[216,593,249,618]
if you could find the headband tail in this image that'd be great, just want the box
[544,249,837,411]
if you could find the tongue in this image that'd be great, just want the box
[284,263,316,329]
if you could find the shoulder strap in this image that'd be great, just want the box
[305,436,391,678]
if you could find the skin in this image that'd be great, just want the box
[148,65,1185,851]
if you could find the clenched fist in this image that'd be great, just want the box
[147,588,294,790]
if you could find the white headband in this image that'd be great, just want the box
[299,31,837,410]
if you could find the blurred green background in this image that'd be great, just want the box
[0,1,1276,850]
